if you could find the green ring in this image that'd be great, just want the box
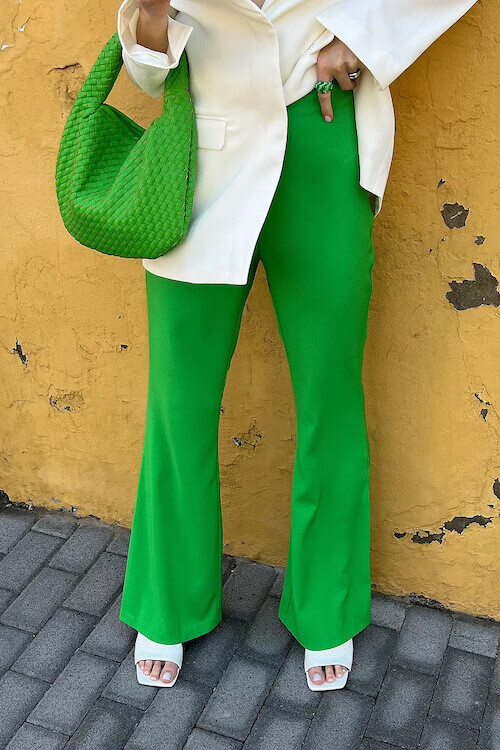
[315,80,334,94]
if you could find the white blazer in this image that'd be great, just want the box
[117,0,477,285]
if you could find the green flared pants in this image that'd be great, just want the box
[120,83,375,650]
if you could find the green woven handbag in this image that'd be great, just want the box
[55,32,197,259]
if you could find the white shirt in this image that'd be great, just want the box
[117,0,478,284]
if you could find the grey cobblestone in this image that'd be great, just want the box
[185,728,242,750]
[268,568,284,599]
[359,740,401,750]
[223,560,276,622]
[393,605,452,675]
[222,555,236,583]
[102,648,157,711]
[492,652,500,695]
[65,697,142,750]
[197,656,277,741]
[28,650,118,735]
[12,608,97,683]
[0,624,33,676]
[6,723,69,750]
[126,680,210,750]
[365,665,435,748]
[419,717,479,750]
[429,647,494,729]
[349,624,397,697]
[0,671,48,748]
[303,688,374,750]
[371,592,407,630]
[0,567,79,632]
[182,618,248,688]
[477,693,500,750]
[49,523,114,575]
[266,641,321,718]
[0,531,63,592]
[449,613,500,657]
[81,595,134,662]
[0,587,15,615]
[237,596,293,666]
[64,552,126,617]
[106,527,131,556]
[243,705,310,750]
[32,512,78,539]
[0,508,37,554]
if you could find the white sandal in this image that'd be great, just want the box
[304,638,353,691]
[134,632,183,687]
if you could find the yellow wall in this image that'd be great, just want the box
[1,0,498,618]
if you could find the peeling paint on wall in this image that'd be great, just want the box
[441,202,469,229]
[395,511,496,545]
[446,264,500,310]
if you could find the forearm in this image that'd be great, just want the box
[136,3,170,53]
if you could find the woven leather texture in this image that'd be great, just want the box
[55,33,197,259]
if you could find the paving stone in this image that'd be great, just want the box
[64,697,142,750]
[185,728,242,750]
[269,569,284,599]
[223,561,276,622]
[237,596,293,666]
[243,705,310,750]
[477,693,500,750]
[49,523,114,575]
[102,648,157,711]
[371,593,407,630]
[365,665,435,748]
[222,555,236,583]
[12,607,97,683]
[64,552,126,617]
[0,624,33,676]
[28,650,118,735]
[32,513,78,539]
[349,624,397,697]
[266,641,321,718]
[492,653,500,695]
[0,532,63,592]
[81,595,134,662]
[0,567,79,633]
[0,671,48,747]
[303,688,374,750]
[0,508,36,554]
[197,655,277,741]
[393,605,452,675]
[182,617,248,688]
[430,647,494,729]
[106,528,131,556]
[125,680,210,750]
[449,613,500,657]
[0,586,15,615]
[360,741,400,750]
[5,722,69,750]
[419,716,479,750]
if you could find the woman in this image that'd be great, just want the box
[116,0,478,690]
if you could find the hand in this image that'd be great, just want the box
[137,0,171,53]
[316,38,365,122]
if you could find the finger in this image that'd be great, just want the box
[317,90,333,122]
[336,64,357,91]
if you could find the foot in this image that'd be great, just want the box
[138,658,178,685]
[306,663,348,686]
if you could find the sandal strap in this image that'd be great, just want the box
[134,632,183,669]
[304,638,353,673]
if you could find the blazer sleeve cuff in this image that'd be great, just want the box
[117,0,193,97]
[315,6,400,90]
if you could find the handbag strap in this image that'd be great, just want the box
[74,32,190,117]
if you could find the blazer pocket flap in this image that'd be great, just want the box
[195,114,227,150]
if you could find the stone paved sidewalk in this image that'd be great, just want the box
[0,505,499,750]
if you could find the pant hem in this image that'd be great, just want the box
[278,613,371,651]
[119,608,223,645]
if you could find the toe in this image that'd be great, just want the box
[150,660,162,681]
[325,665,336,683]
[308,667,325,685]
[160,661,178,684]
[334,665,345,679]
[143,659,153,676]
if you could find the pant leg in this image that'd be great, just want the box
[258,84,375,650]
[120,256,259,644]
